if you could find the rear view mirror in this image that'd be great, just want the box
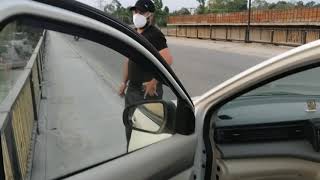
[123,101,175,134]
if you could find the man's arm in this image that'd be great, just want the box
[119,58,129,96]
[122,58,129,83]
[143,47,173,97]
[159,48,173,65]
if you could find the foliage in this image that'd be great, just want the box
[164,6,169,14]
[207,0,247,13]
[104,0,169,26]
[251,0,268,9]
[104,0,132,24]
[267,1,295,9]
[191,0,320,15]
[305,1,317,7]
[196,0,207,14]
[252,0,320,10]
[170,8,191,16]
[153,0,169,27]
[0,46,7,54]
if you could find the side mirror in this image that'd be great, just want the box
[123,100,175,134]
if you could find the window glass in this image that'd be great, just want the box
[0,20,177,179]
[0,20,42,103]
[217,67,320,126]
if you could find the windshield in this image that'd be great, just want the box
[242,67,320,97]
[217,66,320,126]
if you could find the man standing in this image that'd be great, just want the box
[119,0,173,142]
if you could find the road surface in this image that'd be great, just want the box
[67,35,290,97]
[31,31,290,180]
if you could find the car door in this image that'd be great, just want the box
[194,39,320,180]
[0,0,198,180]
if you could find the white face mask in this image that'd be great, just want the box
[133,13,147,29]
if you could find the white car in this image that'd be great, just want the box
[1,1,320,180]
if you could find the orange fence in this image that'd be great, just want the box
[168,8,320,24]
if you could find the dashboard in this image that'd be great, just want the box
[214,96,320,161]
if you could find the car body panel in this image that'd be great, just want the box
[65,134,196,180]
[129,131,172,152]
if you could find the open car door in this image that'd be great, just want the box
[0,0,197,179]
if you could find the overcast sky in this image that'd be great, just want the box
[77,0,319,11]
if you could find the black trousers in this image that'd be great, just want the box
[124,83,163,146]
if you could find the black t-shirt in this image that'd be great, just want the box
[128,25,168,85]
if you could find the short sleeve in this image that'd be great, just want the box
[151,30,168,51]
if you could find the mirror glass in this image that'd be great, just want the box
[130,102,165,133]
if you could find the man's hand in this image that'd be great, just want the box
[119,82,127,97]
[143,79,158,98]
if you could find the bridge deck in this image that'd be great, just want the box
[31,31,126,180]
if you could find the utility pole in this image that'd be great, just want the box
[245,0,252,43]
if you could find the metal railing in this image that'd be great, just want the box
[160,26,320,46]
[0,31,46,180]
[168,7,320,25]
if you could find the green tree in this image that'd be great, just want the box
[154,0,163,11]
[208,0,247,13]
[196,0,207,14]
[104,0,121,14]
[164,6,170,14]
[268,1,295,9]
[104,4,115,14]
[226,0,247,12]
[296,1,304,7]
[305,1,316,7]
[104,0,132,24]
[208,0,226,13]
[197,0,206,7]
[153,0,169,27]
[170,8,191,15]
[252,0,269,9]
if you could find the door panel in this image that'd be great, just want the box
[65,134,196,180]
[169,168,192,180]
[216,158,320,180]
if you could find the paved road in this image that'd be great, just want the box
[32,32,127,180]
[68,35,288,97]
[169,43,264,96]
